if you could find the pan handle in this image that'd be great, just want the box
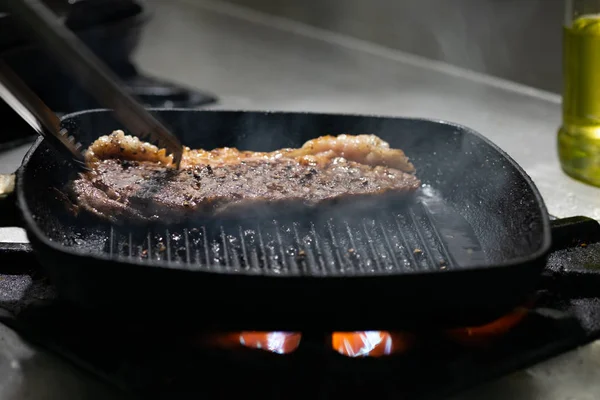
[0,173,22,227]
[549,216,600,251]
[0,173,34,264]
[543,216,600,298]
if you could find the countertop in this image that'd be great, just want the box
[1,0,600,398]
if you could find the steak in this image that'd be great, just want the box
[70,131,421,224]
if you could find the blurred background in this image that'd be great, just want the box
[0,0,562,116]
[0,0,580,220]
[218,0,562,93]
[0,0,567,194]
[1,0,572,209]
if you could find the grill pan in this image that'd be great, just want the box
[0,109,569,330]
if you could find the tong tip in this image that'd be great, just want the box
[171,149,183,169]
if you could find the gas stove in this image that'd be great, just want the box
[0,0,218,151]
[1,221,600,399]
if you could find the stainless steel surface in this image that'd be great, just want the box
[0,61,85,166]
[0,0,599,399]
[0,321,132,400]
[221,0,563,93]
[3,0,183,166]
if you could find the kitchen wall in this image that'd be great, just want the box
[221,0,564,94]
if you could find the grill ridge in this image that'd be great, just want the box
[361,219,383,273]
[183,229,191,264]
[165,229,172,264]
[393,214,418,271]
[220,226,231,269]
[104,201,481,275]
[310,222,327,274]
[109,226,115,256]
[419,203,455,269]
[343,221,366,274]
[257,225,268,272]
[326,220,346,274]
[379,218,401,272]
[238,226,249,271]
[128,232,133,258]
[409,211,438,270]
[201,226,209,268]
[293,222,313,275]
[146,232,152,260]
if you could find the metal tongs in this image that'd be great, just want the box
[0,0,183,168]
[0,61,87,169]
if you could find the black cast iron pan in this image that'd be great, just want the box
[0,109,595,331]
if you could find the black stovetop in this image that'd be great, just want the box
[1,235,600,399]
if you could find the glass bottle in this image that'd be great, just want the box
[558,0,600,186]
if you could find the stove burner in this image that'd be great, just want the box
[445,301,533,347]
[3,292,592,400]
[196,299,532,358]
[123,73,217,109]
[1,219,600,398]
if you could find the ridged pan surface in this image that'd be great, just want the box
[18,110,551,277]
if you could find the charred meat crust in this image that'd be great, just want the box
[70,131,422,225]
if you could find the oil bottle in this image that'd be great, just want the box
[558,0,600,186]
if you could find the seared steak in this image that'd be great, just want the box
[70,131,421,224]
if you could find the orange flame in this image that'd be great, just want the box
[202,303,531,355]
[206,331,301,354]
[445,304,531,347]
[331,331,413,357]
